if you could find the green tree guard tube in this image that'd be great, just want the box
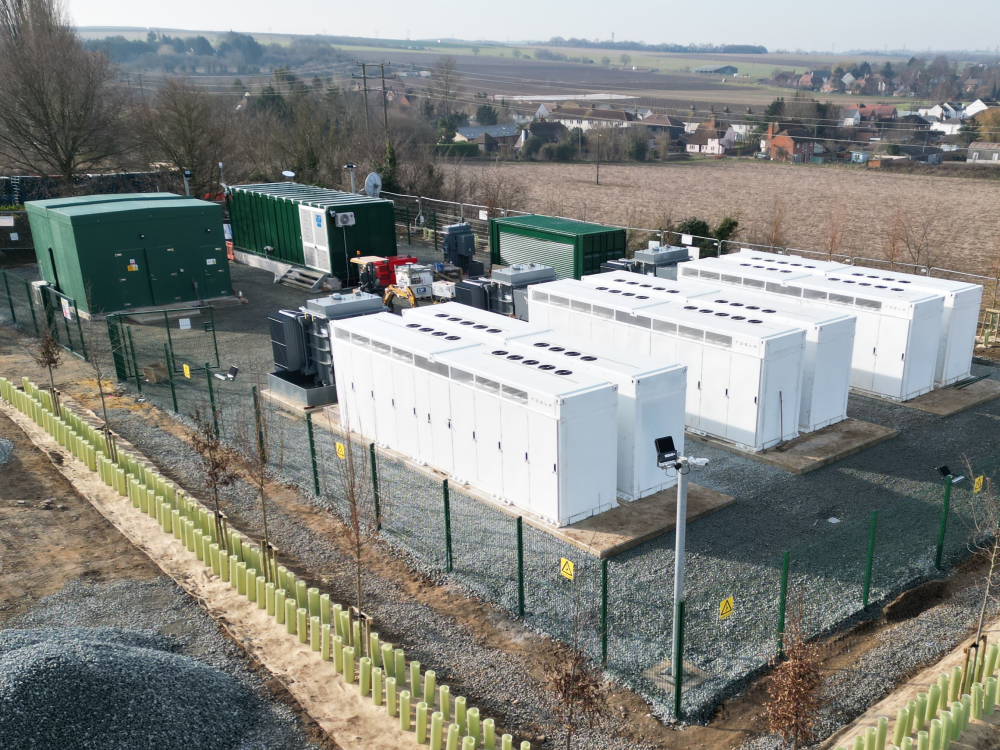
[410,661,421,695]
[332,603,343,638]
[876,715,888,750]
[116,468,127,496]
[285,599,297,635]
[163,504,174,535]
[137,483,147,513]
[311,617,322,652]
[231,533,243,562]
[360,656,372,695]
[985,677,997,715]
[916,730,928,750]
[277,566,288,593]
[373,666,384,705]
[950,668,962,702]
[246,569,257,602]
[187,522,197,553]
[440,685,451,721]
[893,708,909,746]
[971,684,983,720]
[344,645,355,683]
[382,644,395,679]
[171,510,182,539]
[192,529,204,560]
[387,677,397,717]
[520,742,531,750]
[928,684,941,719]
[940,711,952,750]
[202,535,213,567]
[370,633,380,668]
[353,621,362,654]
[951,702,963,737]
[447,724,460,750]
[463,737,475,750]
[236,563,247,595]
[456,696,467,736]
[468,707,481,744]
[297,609,308,644]
[308,588,320,619]
[984,644,999,682]
[257,577,267,609]
[903,700,916,736]
[266,583,276,616]
[210,543,220,576]
[333,635,344,672]
[929,719,941,750]
[939,675,950,708]
[129,479,140,508]
[900,738,912,750]
[431,712,444,750]
[395,649,405,686]
[484,719,495,750]
[275,589,286,623]
[915,693,928,733]
[341,611,352,646]
[416,702,428,743]
[296,580,308,610]
[321,594,331,625]
[322,624,331,661]
[960,695,970,731]
[219,549,230,582]
[147,489,157,519]
[229,555,239,588]
[424,670,436,705]
[851,735,863,750]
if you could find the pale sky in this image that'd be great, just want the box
[69,0,1000,54]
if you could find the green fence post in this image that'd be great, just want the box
[369,442,381,531]
[126,325,142,395]
[936,475,953,570]
[443,479,452,574]
[164,344,178,412]
[24,280,39,336]
[777,551,789,658]
[163,311,175,368]
[516,516,525,618]
[601,558,609,665]
[863,510,878,608]
[405,205,411,245]
[433,212,438,253]
[208,307,220,368]
[673,600,685,720]
[73,301,87,360]
[251,385,266,460]
[205,362,218,436]
[107,317,128,382]
[2,270,16,323]
[167,340,177,377]
[61,297,74,353]
[306,412,320,495]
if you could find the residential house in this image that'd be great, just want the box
[930,118,964,136]
[967,142,1000,165]
[965,99,999,118]
[895,145,943,164]
[763,122,815,162]
[862,104,898,122]
[517,121,569,148]
[694,64,738,75]
[963,78,982,92]
[638,114,686,141]
[771,71,797,87]
[634,108,655,120]
[917,103,963,121]
[841,72,856,87]
[797,70,829,89]
[850,150,871,163]
[840,107,862,128]
[685,117,736,154]
[454,125,520,153]
[544,106,633,131]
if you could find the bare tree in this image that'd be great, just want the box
[898,210,938,269]
[81,307,118,461]
[470,159,526,218]
[0,0,129,189]
[30,321,61,416]
[964,457,1000,643]
[762,596,823,750]
[823,203,847,260]
[882,207,905,270]
[191,407,238,554]
[619,54,632,68]
[762,198,788,249]
[430,55,461,114]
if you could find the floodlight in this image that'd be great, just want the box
[654,436,677,466]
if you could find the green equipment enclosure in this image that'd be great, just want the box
[226,183,397,282]
[26,194,230,315]
[488,215,626,280]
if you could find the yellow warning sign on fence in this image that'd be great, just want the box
[560,557,574,581]
[336,442,346,460]
[182,364,191,379]
[719,596,734,620]
[974,475,984,493]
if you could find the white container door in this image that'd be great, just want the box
[849,311,880,392]
[547,306,571,335]
[429,374,454,475]
[726,352,762,447]
[675,339,703,430]
[391,361,420,460]
[591,316,616,345]
[699,346,731,440]
[528,412,559,519]
[569,312,592,339]
[412,369,435,466]
[500,401,530,509]
[371,355,397,448]
[474,391,504,497]
[450,385,478,484]
[872,316,910,399]
[352,348,377,440]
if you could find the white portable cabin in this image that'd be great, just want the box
[528,280,806,451]
[332,313,619,527]
[716,249,982,385]
[680,258,945,400]
[580,273,856,432]
[402,303,688,501]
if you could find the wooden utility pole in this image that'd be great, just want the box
[379,63,391,131]
[355,62,371,133]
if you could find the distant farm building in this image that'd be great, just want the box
[694,64,738,75]
[967,142,1000,165]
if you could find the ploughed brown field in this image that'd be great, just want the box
[504,160,1000,282]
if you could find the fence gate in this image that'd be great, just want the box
[106,307,219,383]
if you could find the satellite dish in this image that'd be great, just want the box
[281,170,295,180]
[364,172,383,198]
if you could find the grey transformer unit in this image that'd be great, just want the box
[454,262,557,320]
[440,222,483,275]
[267,290,383,407]
[601,244,691,279]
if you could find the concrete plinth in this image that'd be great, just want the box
[901,378,1000,417]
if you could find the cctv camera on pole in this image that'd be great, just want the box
[343,162,357,193]
[655,435,708,719]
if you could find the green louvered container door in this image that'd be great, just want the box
[497,231,576,279]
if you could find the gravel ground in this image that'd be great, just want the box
[1,578,318,750]
[0,436,12,465]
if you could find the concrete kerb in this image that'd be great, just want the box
[0,376,521,750]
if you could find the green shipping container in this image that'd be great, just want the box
[226,183,397,282]
[25,194,230,315]
[489,215,626,280]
